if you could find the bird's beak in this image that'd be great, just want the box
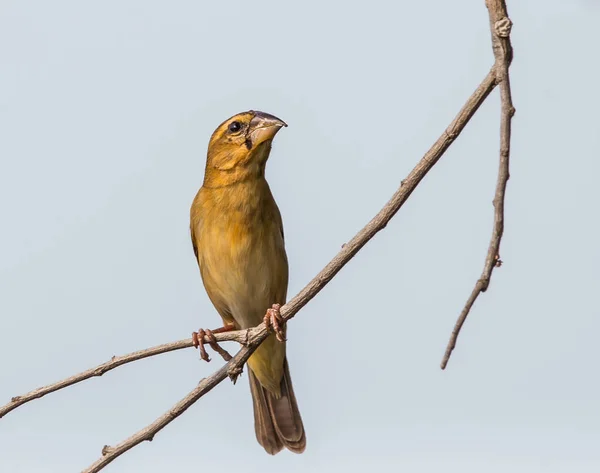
[248,111,287,147]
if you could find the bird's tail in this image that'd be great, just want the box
[248,358,306,455]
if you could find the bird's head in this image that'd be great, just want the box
[203,110,287,187]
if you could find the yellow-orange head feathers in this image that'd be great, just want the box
[203,110,287,188]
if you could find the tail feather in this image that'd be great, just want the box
[248,359,306,455]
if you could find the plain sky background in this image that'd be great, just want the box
[1,1,599,472]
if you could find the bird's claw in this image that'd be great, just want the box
[227,365,244,384]
[192,328,232,362]
[263,303,286,342]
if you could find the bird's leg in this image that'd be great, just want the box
[192,329,211,361]
[192,324,236,362]
[263,303,286,342]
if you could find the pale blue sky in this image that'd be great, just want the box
[1,1,600,472]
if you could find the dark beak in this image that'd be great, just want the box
[248,111,287,146]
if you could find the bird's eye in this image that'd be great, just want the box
[228,121,242,133]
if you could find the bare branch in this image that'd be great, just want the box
[82,343,255,473]
[0,331,248,419]
[1,68,498,424]
[3,5,516,470]
[441,0,514,369]
[82,67,498,472]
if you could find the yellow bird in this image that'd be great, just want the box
[190,110,306,454]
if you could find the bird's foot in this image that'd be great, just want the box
[263,303,286,342]
[227,365,244,384]
[192,325,235,362]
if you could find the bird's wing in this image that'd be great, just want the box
[190,224,199,262]
[190,199,237,327]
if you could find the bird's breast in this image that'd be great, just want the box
[193,181,288,328]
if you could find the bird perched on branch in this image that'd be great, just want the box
[190,110,306,454]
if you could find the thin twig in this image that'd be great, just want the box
[82,68,498,472]
[441,0,514,369]
[0,331,248,419]
[82,343,256,473]
[1,69,498,425]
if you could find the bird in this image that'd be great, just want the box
[189,110,306,455]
